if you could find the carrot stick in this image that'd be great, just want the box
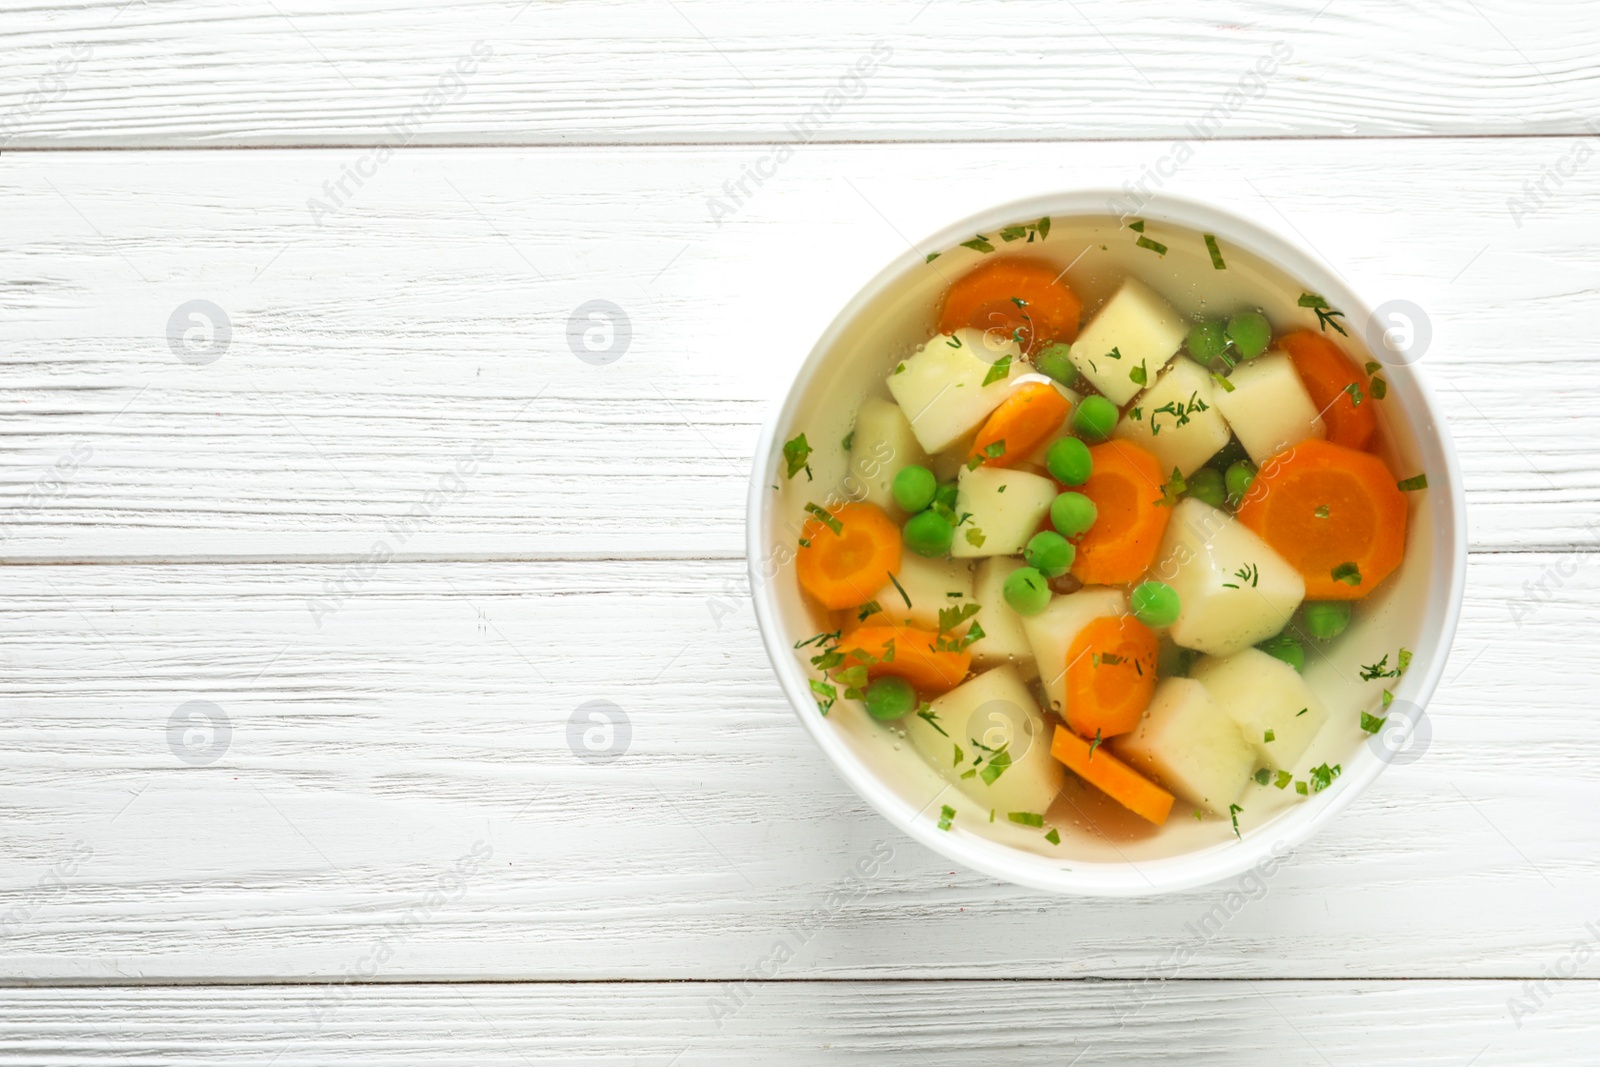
[1051,725,1174,825]
[1064,614,1158,739]
[1069,440,1172,586]
[795,502,902,610]
[838,624,970,693]
[1235,439,1408,600]
[1278,330,1378,451]
[937,257,1083,354]
[968,381,1072,468]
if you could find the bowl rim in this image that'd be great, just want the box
[746,188,1468,896]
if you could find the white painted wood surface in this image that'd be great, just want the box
[4,0,1600,1060]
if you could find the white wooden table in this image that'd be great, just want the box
[2,2,1597,1062]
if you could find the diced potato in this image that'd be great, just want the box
[904,665,1065,814]
[1113,678,1255,815]
[950,465,1057,559]
[1021,586,1127,717]
[967,557,1037,675]
[1190,648,1329,768]
[1066,278,1189,405]
[863,553,973,632]
[886,328,1023,454]
[1212,351,1326,464]
[1151,498,1305,656]
[848,397,929,513]
[1113,356,1231,477]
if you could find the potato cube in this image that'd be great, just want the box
[887,328,1023,453]
[950,465,1057,559]
[1212,351,1326,464]
[1113,356,1231,477]
[1113,678,1255,815]
[862,554,973,632]
[1066,278,1189,405]
[967,557,1036,674]
[1151,498,1305,656]
[1190,648,1329,768]
[848,397,929,513]
[904,665,1065,814]
[1021,586,1127,717]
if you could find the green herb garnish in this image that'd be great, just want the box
[1211,372,1235,393]
[1229,803,1244,839]
[1331,560,1362,586]
[1263,729,1275,743]
[1254,768,1271,785]
[1343,381,1365,407]
[925,252,941,263]
[1308,762,1342,793]
[917,705,947,737]
[855,600,880,622]
[841,430,854,451]
[1130,361,1148,386]
[1360,654,1399,681]
[804,502,841,536]
[1314,505,1330,518]
[1298,293,1348,336]
[1204,233,1226,269]
[1044,827,1061,845]
[967,440,1006,469]
[1361,711,1387,734]
[782,433,813,480]
[965,527,986,547]
[982,355,1012,387]
[1136,235,1168,255]
[1397,473,1428,491]
[1008,811,1044,827]
[938,804,956,830]
[961,236,995,254]
[979,745,1012,785]
[809,678,837,715]
[1274,770,1293,789]
[887,571,912,608]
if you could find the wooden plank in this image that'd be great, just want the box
[0,551,1591,981]
[2,1,1598,146]
[0,980,1592,1064]
[1,139,1596,560]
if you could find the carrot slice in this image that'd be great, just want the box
[937,257,1083,354]
[968,381,1072,468]
[838,624,970,693]
[1068,440,1172,586]
[1050,725,1174,825]
[1235,439,1407,600]
[1064,614,1158,739]
[795,502,902,610]
[1278,330,1378,451]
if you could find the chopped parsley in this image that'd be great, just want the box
[916,705,948,737]
[982,355,1013,387]
[961,235,995,253]
[1331,561,1362,587]
[809,677,837,715]
[1382,689,1395,709]
[1360,654,1401,681]
[1398,648,1413,673]
[1314,504,1330,518]
[999,217,1051,243]
[841,430,854,451]
[1136,235,1168,256]
[1397,473,1428,491]
[967,440,1006,469]
[887,571,912,608]
[925,251,941,263]
[1044,827,1061,845]
[946,335,963,348]
[1229,803,1244,839]
[1308,762,1342,793]
[793,629,840,650]
[1148,391,1208,436]
[782,433,813,481]
[1254,767,1271,786]
[1130,360,1148,386]
[804,502,842,536]
[1343,381,1365,407]
[1369,375,1388,400]
[855,600,881,622]
[1211,372,1235,393]
[1296,707,1308,716]
[1155,466,1187,508]
[1204,233,1227,270]
[965,527,986,548]
[1103,346,1123,360]
[1295,780,1309,796]
[1233,562,1260,588]
[893,361,906,374]
[937,804,956,830]
[1129,220,1145,232]
[1298,293,1348,336]
[1360,710,1387,734]
[1087,728,1103,760]
[1008,811,1045,828]
[952,743,963,767]
[1274,769,1293,789]
[978,745,1012,785]
[1263,729,1275,743]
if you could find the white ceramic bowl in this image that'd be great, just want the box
[747,191,1466,896]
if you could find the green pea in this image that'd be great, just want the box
[892,464,937,513]
[1257,632,1305,672]
[1034,342,1077,386]
[1186,319,1228,363]
[1045,436,1093,486]
[1226,311,1272,360]
[933,481,959,511]
[1025,531,1075,578]
[864,675,917,720]
[1072,395,1118,443]
[1050,491,1098,538]
[1186,467,1226,508]
[1300,601,1352,641]
[902,510,954,557]
[1003,566,1052,616]
[1225,460,1256,505]
[1130,581,1181,628]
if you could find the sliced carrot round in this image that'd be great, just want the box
[1278,330,1378,452]
[937,257,1083,354]
[838,624,970,694]
[1069,440,1172,586]
[1064,614,1158,739]
[1050,725,1173,825]
[795,502,902,610]
[1235,439,1407,600]
[968,380,1072,468]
